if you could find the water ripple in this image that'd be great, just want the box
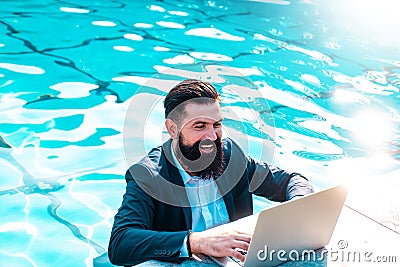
[185,27,245,41]
[46,193,105,254]
[0,63,45,74]
[292,150,344,161]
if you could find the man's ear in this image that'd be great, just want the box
[165,118,178,139]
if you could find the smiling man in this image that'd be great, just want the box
[108,79,314,266]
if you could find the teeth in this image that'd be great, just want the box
[201,144,213,148]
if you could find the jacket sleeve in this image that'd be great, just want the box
[108,170,187,266]
[246,157,314,202]
[285,173,314,200]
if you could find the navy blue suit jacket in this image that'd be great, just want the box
[108,138,313,266]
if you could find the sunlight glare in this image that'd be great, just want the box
[344,0,400,45]
[352,109,394,152]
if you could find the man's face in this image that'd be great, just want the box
[174,101,224,179]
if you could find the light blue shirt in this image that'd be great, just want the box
[171,143,230,256]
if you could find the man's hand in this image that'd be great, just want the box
[189,228,252,262]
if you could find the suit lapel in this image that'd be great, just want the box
[167,162,192,229]
[161,139,192,229]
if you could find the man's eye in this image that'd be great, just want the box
[194,125,205,129]
[214,123,222,128]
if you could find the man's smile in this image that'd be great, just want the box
[200,143,214,153]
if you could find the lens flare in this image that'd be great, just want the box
[352,109,394,152]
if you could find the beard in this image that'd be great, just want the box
[176,134,224,180]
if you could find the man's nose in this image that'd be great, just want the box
[204,127,218,141]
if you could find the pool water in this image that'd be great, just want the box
[1,0,400,266]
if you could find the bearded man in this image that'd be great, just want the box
[108,79,314,266]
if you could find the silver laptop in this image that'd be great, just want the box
[207,184,348,267]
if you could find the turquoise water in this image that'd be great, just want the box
[1,0,400,266]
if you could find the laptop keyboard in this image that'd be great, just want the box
[228,256,244,266]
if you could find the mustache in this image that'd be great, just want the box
[184,138,216,160]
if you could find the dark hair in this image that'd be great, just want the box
[164,79,220,120]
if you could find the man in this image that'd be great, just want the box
[108,79,313,266]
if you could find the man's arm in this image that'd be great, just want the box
[247,158,313,202]
[108,177,187,266]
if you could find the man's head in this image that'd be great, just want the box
[164,79,224,179]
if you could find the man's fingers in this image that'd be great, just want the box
[231,240,250,252]
[193,229,252,258]
[232,230,252,236]
[231,249,246,262]
[232,232,252,242]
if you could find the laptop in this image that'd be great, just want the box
[205,184,348,267]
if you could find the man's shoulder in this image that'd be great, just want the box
[222,137,247,160]
[128,140,171,168]
[125,146,164,179]
[125,139,175,181]
[222,137,233,153]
